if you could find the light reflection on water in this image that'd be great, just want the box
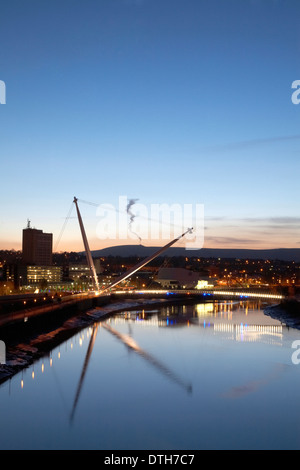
[1,300,300,450]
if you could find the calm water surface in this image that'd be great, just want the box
[1,300,300,450]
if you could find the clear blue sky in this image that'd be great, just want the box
[1,0,300,252]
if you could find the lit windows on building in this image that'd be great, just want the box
[27,266,62,284]
[68,264,91,281]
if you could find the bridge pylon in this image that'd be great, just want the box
[73,197,100,292]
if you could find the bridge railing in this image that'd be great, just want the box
[112,288,284,300]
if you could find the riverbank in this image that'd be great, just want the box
[0,297,183,385]
[2,295,298,386]
[264,299,300,329]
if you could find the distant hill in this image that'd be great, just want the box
[90,245,300,262]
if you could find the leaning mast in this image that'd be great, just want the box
[73,197,100,292]
[101,227,193,293]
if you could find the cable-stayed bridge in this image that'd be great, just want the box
[72,197,285,302]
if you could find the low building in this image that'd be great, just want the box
[3,263,28,289]
[155,267,206,289]
[68,260,103,281]
[26,265,62,285]
[68,264,91,282]
[195,279,215,290]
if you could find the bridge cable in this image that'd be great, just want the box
[77,198,196,235]
[54,202,74,252]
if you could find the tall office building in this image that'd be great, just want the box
[22,221,53,266]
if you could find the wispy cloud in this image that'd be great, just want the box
[242,217,300,225]
[205,236,263,245]
[202,135,300,153]
[208,216,300,228]
[203,214,300,249]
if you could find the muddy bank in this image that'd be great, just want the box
[0,297,180,385]
[264,300,300,329]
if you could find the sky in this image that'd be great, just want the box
[0,0,300,253]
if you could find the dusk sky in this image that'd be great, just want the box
[1,0,300,252]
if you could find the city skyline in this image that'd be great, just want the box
[1,0,300,252]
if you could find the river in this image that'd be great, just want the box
[0,299,300,450]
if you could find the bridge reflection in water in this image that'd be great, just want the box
[1,297,297,451]
[70,314,193,422]
[68,300,283,422]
